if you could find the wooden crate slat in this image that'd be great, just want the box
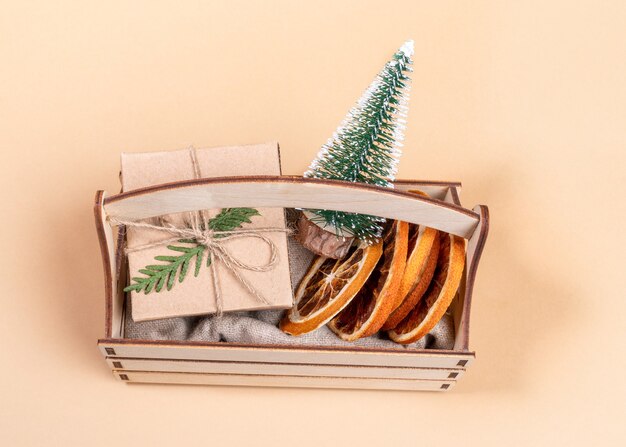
[113,370,456,391]
[106,357,465,380]
[99,340,474,369]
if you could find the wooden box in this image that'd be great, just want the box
[95,176,489,391]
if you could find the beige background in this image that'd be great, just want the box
[1,1,624,445]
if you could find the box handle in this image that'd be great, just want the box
[100,175,479,238]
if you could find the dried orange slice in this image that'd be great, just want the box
[388,232,466,344]
[327,220,409,341]
[382,223,439,330]
[280,242,382,336]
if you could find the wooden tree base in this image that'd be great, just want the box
[295,213,354,259]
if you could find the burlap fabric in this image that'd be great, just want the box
[124,210,456,350]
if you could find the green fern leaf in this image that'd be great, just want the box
[124,208,260,294]
[209,208,260,234]
[195,245,205,276]
[179,258,190,283]
[144,277,156,294]
[155,274,167,292]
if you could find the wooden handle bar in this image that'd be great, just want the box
[101,176,480,238]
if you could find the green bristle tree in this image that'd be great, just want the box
[300,40,413,255]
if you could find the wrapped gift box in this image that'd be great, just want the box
[119,142,293,322]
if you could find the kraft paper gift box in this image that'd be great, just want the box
[120,142,293,322]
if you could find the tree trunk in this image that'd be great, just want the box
[295,213,354,259]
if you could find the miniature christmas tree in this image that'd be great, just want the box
[297,40,414,258]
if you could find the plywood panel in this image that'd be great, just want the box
[99,340,474,369]
[113,370,456,391]
[106,357,465,380]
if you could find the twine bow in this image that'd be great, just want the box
[109,147,290,316]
